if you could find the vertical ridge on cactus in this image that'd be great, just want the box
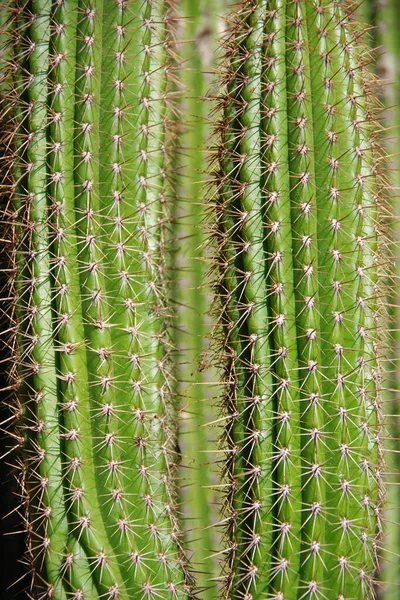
[210,1,385,599]
[1,1,193,598]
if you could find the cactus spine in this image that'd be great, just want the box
[212,2,384,599]
[2,1,192,598]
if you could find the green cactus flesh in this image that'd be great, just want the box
[4,1,192,598]
[212,1,384,599]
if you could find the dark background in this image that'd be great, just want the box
[0,196,26,597]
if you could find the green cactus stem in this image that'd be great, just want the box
[1,1,193,598]
[358,1,400,598]
[211,1,385,599]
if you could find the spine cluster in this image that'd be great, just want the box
[211,1,385,599]
[1,1,192,598]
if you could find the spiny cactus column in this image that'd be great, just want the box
[211,1,385,599]
[2,1,192,598]
[360,1,400,598]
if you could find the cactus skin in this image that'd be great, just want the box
[1,1,193,598]
[211,1,385,599]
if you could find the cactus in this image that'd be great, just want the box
[1,1,193,598]
[0,1,395,600]
[211,1,385,599]
[359,1,400,597]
